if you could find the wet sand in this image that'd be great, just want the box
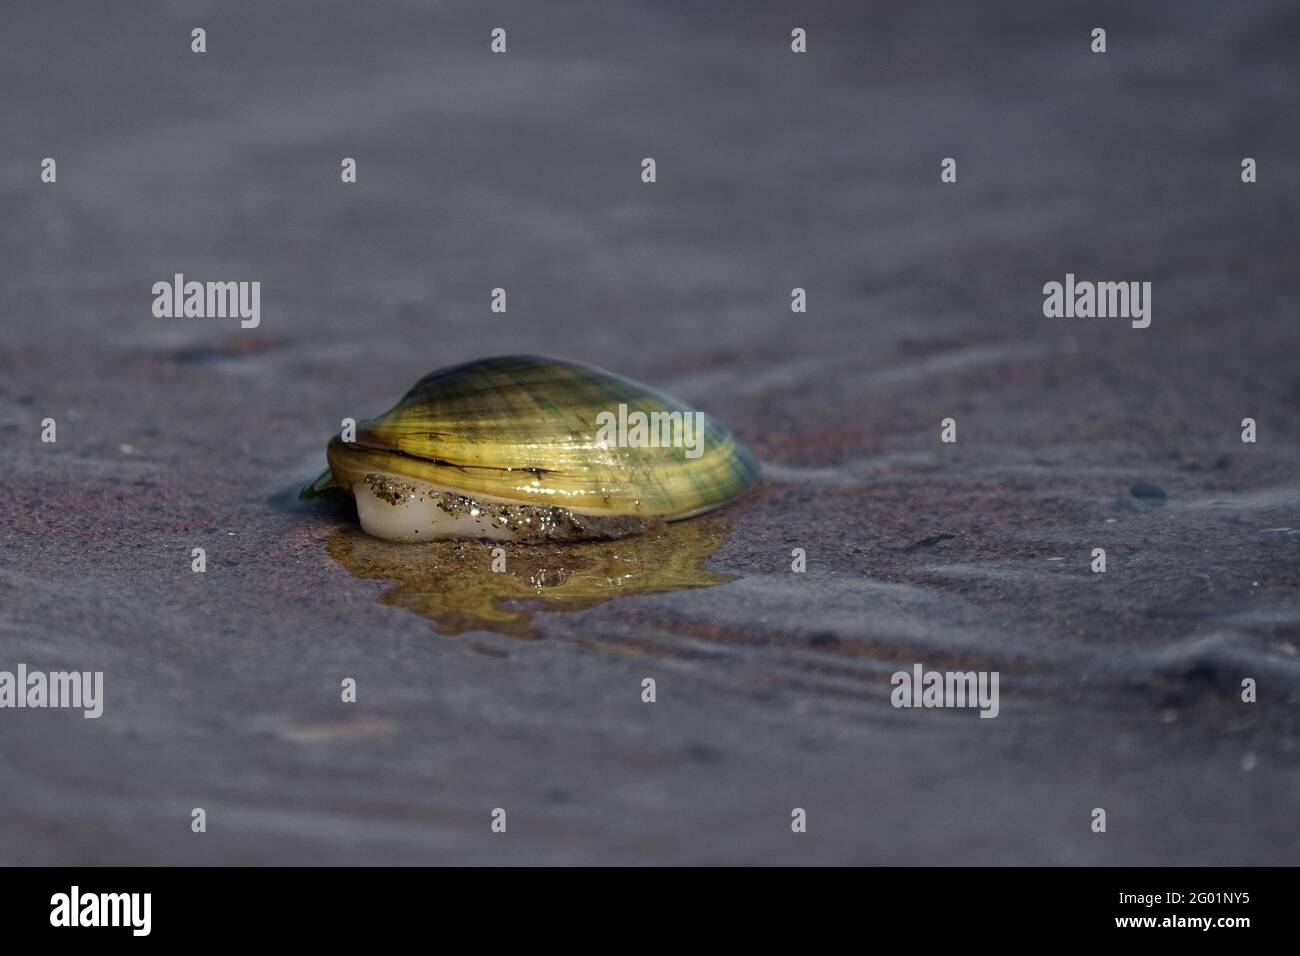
[1,0,1298,864]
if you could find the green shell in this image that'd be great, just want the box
[314,355,759,520]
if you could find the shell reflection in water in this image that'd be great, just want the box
[325,518,734,639]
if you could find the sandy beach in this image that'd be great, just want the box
[1,0,1298,864]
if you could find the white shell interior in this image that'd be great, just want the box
[353,478,520,542]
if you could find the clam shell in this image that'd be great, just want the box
[323,355,759,528]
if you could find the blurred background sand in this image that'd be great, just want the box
[1,0,1298,863]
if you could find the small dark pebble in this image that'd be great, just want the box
[1130,482,1168,506]
[810,631,840,647]
[906,532,957,551]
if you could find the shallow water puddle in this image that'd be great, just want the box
[326,519,735,638]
